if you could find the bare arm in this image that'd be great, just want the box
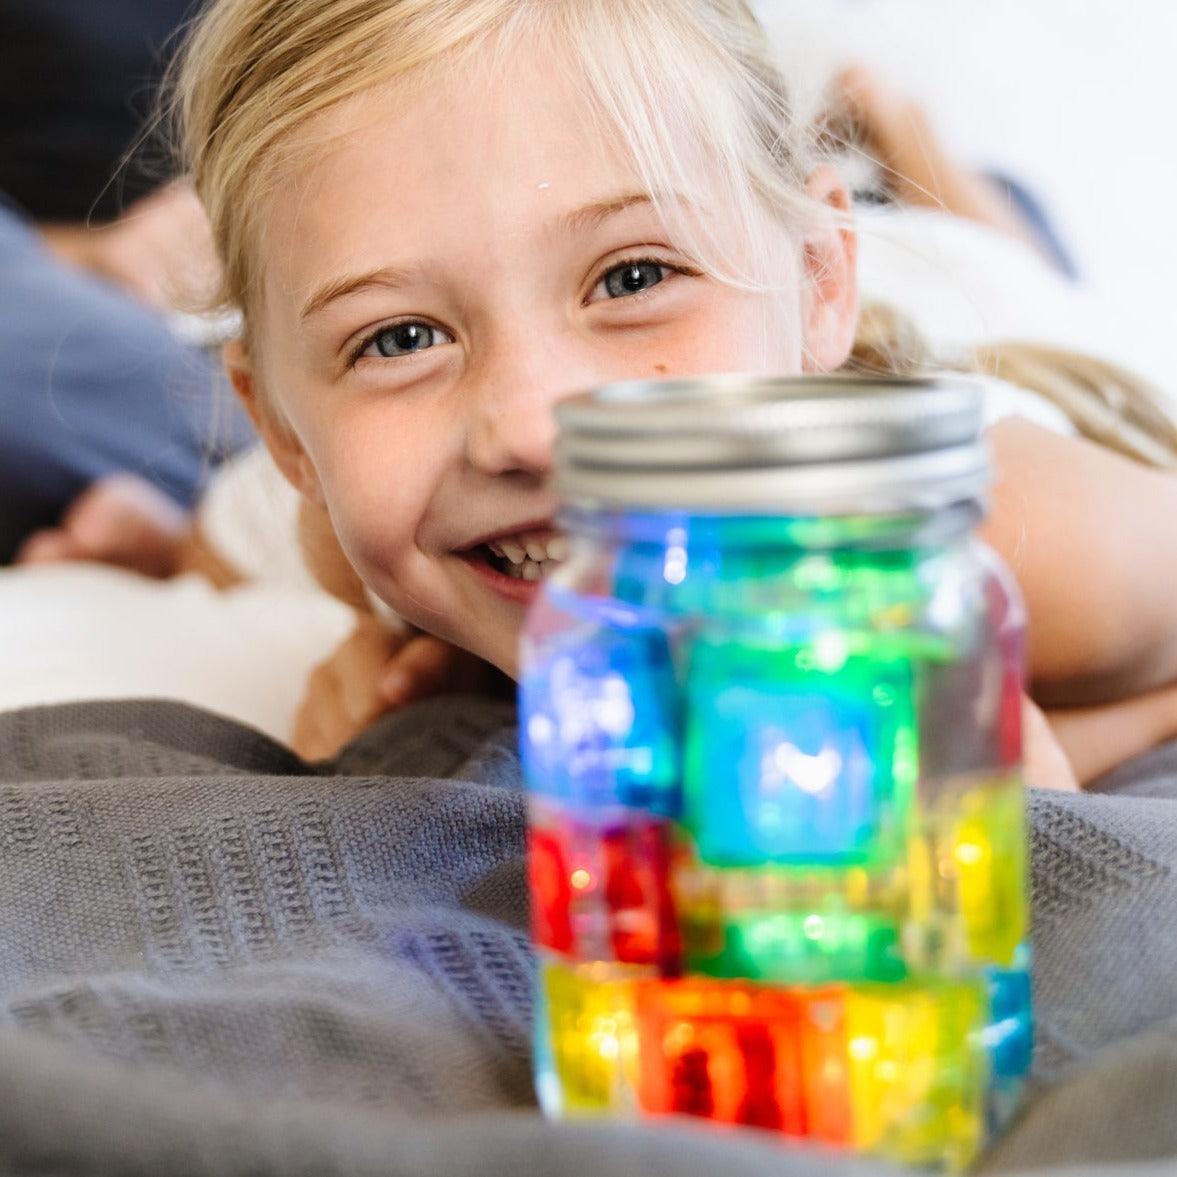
[38,182,218,311]
[833,65,1049,256]
[981,418,1177,706]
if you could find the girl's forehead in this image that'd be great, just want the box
[296,50,629,188]
[260,61,666,292]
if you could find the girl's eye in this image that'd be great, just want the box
[596,260,670,301]
[359,321,453,360]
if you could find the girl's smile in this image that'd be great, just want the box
[461,522,567,605]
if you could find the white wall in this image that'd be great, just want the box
[759,0,1177,388]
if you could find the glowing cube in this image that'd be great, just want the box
[948,779,1027,967]
[528,805,681,971]
[634,979,852,1142]
[983,964,1032,1141]
[538,959,640,1114]
[683,637,916,866]
[678,858,907,984]
[521,625,680,815]
[684,906,905,985]
[984,963,1033,1080]
[845,982,986,1169]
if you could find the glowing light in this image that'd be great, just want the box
[849,1036,878,1061]
[592,1018,621,1060]
[955,841,984,867]
[764,739,843,797]
[528,714,555,746]
[570,868,593,891]
[663,544,688,585]
[802,914,825,940]
[665,1022,695,1053]
[812,630,850,672]
[596,1033,620,1060]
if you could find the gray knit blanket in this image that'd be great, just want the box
[3,697,1177,1177]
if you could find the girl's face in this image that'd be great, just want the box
[232,51,858,676]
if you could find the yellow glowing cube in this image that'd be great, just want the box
[846,981,986,1170]
[951,779,1027,966]
[541,960,640,1113]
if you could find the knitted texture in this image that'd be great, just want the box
[1,697,1177,1177]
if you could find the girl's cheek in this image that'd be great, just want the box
[328,469,416,557]
[319,437,441,580]
[657,289,801,375]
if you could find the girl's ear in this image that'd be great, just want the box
[222,340,325,506]
[800,165,859,373]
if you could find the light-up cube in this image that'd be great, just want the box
[984,961,1033,1080]
[942,778,1027,968]
[904,776,1028,979]
[528,804,681,971]
[538,958,641,1114]
[678,861,907,985]
[521,625,681,815]
[633,978,852,1141]
[845,981,986,1169]
[683,637,916,866]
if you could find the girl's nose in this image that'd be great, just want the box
[465,343,588,478]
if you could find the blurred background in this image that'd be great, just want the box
[1,0,1175,733]
[763,0,1177,387]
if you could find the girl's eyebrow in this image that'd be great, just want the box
[558,192,656,235]
[300,264,422,321]
[301,193,676,321]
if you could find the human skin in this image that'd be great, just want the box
[40,182,219,311]
[224,49,858,677]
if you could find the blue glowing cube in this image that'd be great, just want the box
[520,625,681,816]
[683,636,916,866]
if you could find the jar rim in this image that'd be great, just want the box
[555,374,989,515]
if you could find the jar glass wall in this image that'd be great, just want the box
[521,505,1030,1171]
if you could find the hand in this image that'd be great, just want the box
[40,181,221,312]
[14,473,189,577]
[292,616,500,761]
[831,64,1038,245]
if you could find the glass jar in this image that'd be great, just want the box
[520,376,1031,1171]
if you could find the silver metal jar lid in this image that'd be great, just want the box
[555,374,989,514]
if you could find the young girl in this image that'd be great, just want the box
[170,0,1177,787]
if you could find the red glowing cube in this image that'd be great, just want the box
[634,979,852,1143]
[528,807,681,971]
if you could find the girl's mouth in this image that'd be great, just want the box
[461,527,568,601]
[483,530,569,581]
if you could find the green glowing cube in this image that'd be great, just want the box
[684,634,918,867]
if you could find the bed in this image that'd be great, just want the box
[2,694,1177,1176]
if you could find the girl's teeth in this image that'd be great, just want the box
[483,531,567,578]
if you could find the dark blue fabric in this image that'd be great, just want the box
[0,203,252,563]
[0,0,201,222]
[985,170,1081,282]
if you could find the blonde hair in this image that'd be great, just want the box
[970,341,1177,469]
[173,0,1177,466]
[173,0,833,331]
